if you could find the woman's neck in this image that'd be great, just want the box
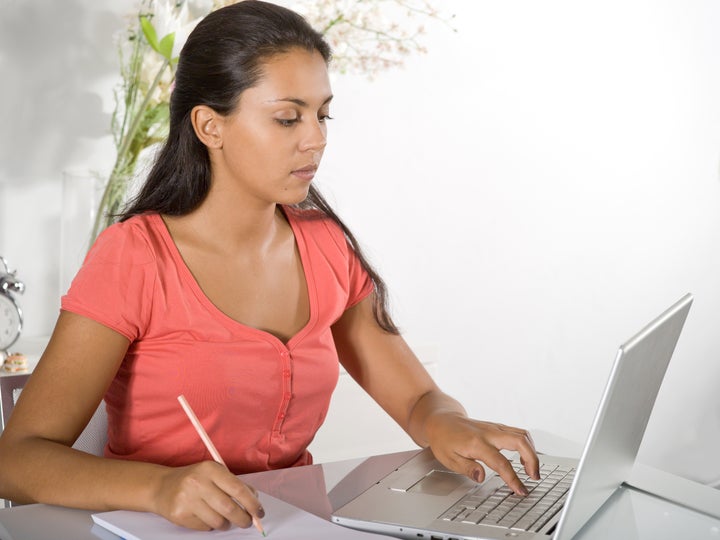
[165,190,286,257]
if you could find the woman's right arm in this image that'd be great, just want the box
[0,311,263,531]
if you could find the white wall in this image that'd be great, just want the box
[1,1,719,484]
[0,0,124,329]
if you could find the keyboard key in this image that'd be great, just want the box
[440,507,463,521]
[463,509,489,524]
[513,512,541,531]
[532,494,568,532]
[444,460,576,533]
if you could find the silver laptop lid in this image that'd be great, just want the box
[554,293,692,540]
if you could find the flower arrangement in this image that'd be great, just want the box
[90,0,450,243]
[295,0,448,75]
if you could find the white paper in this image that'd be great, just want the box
[91,492,388,539]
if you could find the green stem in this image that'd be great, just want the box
[322,13,345,33]
[116,56,171,168]
[89,56,172,244]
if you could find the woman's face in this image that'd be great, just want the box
[209,47,332,206]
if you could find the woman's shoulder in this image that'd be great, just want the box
[97,212,159,236]
[89,213,165,264]
[283,205,346,249]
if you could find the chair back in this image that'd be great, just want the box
[0,373,108,507]
[72,400,108,456]
[0,374,30,431]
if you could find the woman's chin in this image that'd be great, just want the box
[279,185,313,206]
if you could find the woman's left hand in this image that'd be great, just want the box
[424,410,540,496]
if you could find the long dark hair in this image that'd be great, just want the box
[120,0,398,334]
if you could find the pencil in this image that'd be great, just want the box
[177,394,267,537]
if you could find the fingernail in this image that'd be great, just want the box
[257,506,265,519]
[472,469,481,482]
[519,485,529,496]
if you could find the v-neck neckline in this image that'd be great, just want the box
[150,207,317,349]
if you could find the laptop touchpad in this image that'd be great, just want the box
[408,470,474,496]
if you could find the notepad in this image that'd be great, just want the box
[91,491,388,539]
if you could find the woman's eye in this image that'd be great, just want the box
[276,117,299,127]
[319,114,334,123]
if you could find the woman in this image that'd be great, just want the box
[0,1,539,532]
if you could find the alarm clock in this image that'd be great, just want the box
[0,256,25,358]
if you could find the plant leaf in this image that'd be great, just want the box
[157,32,175,60]
[140,16,160,53]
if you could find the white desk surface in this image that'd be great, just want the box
[0,448,719,540]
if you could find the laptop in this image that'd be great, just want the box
[332,293,693,540]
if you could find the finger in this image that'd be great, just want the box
[490,427,540,481]
[448,443,528,496]
[186,500,230,531]
[514,432,540,480]
[450,452,486,484]
[526,430,536,450]
[213,475,265,527]
[495,424,537,450]
[198,486,256,529]
[481,449,529,496]
[520,455,540,481]
[498,425,537,449]
[424,444,482,485]
[166,510,214,532]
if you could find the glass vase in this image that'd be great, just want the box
[59,171,106,296]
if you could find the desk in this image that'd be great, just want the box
[0,450,719,539]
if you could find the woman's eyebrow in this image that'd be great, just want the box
[266,95,334,107]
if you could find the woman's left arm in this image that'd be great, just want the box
[332,294,540,496]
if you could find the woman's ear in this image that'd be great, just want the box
[191,105,223,149]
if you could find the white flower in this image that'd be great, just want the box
[145,0,209,60]
[171,16,205,59]
[186,0,215,19]
[139,52,174,105]
[288,0,447,77]
[151,0,185,44]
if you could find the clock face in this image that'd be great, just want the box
[0,293,22,351]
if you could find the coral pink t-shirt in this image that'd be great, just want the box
[61,207,373,474]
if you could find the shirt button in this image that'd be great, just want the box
[280,351,289,358]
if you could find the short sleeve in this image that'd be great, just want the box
[61,220,157,342]
[319,218,375,310]
[345,237,374,309]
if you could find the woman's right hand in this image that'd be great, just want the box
[154,461,265,531]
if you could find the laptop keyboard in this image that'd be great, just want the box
[439,462,575,532]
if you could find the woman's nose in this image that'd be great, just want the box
[299,120,327,152]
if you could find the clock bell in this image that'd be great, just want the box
[0,256,25,358]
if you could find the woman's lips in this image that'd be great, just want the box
[291,165,317,181]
